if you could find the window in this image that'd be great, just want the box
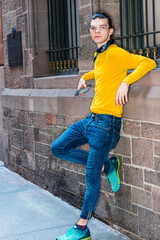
[47,0,79,75]
[118,0,160,60]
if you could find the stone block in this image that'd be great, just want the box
[10,129,24,149]
[21,150,35,170]
[11,118,22,130]
[123,156,131,164]
[114,136,131,156]
[138,207,160,240]
[22,0,27,12]
[132,138,153,168]
[111,205,138,234]
[57,186,84,210]
[16,7,23,16]
[39,126,53,135]
[94,191,112,220]
[154,141,160,156]
[30,112,46,127]
[152,187,160,213]
[66,115,85,128]
[100,175,112,193]
[17,165,34,182]
[16,13,26,32]
[50,155,62,172]
[34,172,46,189]
[23,126,34,151]
[11,146,22,156]
[144,169,160,187]
[2,90,31,110]
[35,154,49,170]
[52,126,67,141]
[132,187,152,209]
[114,183,132,212]
[79,6,92,36]
[35,142,51,157]
[72,162,86,175]
[46,113,56,125]
[60,168,85,195]
[2,0,11,15]
[10,0,22,11]
[78,143,90,153]
[79,183,86,198]
[142,122,160,140]
[80,0,91,6]
[144,184,152,192]
[132,204,138,214]
[31,96,58,114]
[123,119,140,137]
[44,169,61,194]
[23,49,32,76]
[18,111,31,125]
[2,11,17,40]
[3,117,12,133]
[34,128,53,145]
[123,165,143,188]
[154,156,160,172]
[56,115,66,127]
[78,36,96,70]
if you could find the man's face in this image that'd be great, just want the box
[90,18,113,47]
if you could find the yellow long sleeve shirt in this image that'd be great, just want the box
[82,44,157,117]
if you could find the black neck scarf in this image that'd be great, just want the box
[93,40,112,62]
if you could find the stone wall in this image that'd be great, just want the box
[2,87,160,240]
[2,0,34,88]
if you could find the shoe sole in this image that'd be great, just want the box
[56,235,91,240]
[81,237,91,240]
[107,155,120,192]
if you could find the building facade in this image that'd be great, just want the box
[1,1,160,240]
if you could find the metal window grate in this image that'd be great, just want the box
[47,0,79,75]
[116,0,160,61]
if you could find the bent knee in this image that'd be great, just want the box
[51,141,61,156]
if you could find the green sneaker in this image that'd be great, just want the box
[106,155,120,192]
[56,225,91,240]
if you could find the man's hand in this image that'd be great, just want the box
[77,77,88,96]
[116,82,129,106]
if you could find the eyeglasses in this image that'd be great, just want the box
[89,26,110,32]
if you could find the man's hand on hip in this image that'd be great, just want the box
[116,82,129,106]
[77,78,88,96]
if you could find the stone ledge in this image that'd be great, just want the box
[2,86,160,122]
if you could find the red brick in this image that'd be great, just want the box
[46,113,56,125]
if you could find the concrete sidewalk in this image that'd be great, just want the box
[0,160,130,240]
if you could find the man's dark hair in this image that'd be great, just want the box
[91,12,114,43]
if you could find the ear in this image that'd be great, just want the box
[109,28,114,36]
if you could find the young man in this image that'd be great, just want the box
[51,13,156,240]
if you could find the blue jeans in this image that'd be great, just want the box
[51,112,121,220]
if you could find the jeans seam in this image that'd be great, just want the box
[62,136,87,150]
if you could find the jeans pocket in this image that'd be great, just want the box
[110,129,120,150]
[95,118,111,131]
